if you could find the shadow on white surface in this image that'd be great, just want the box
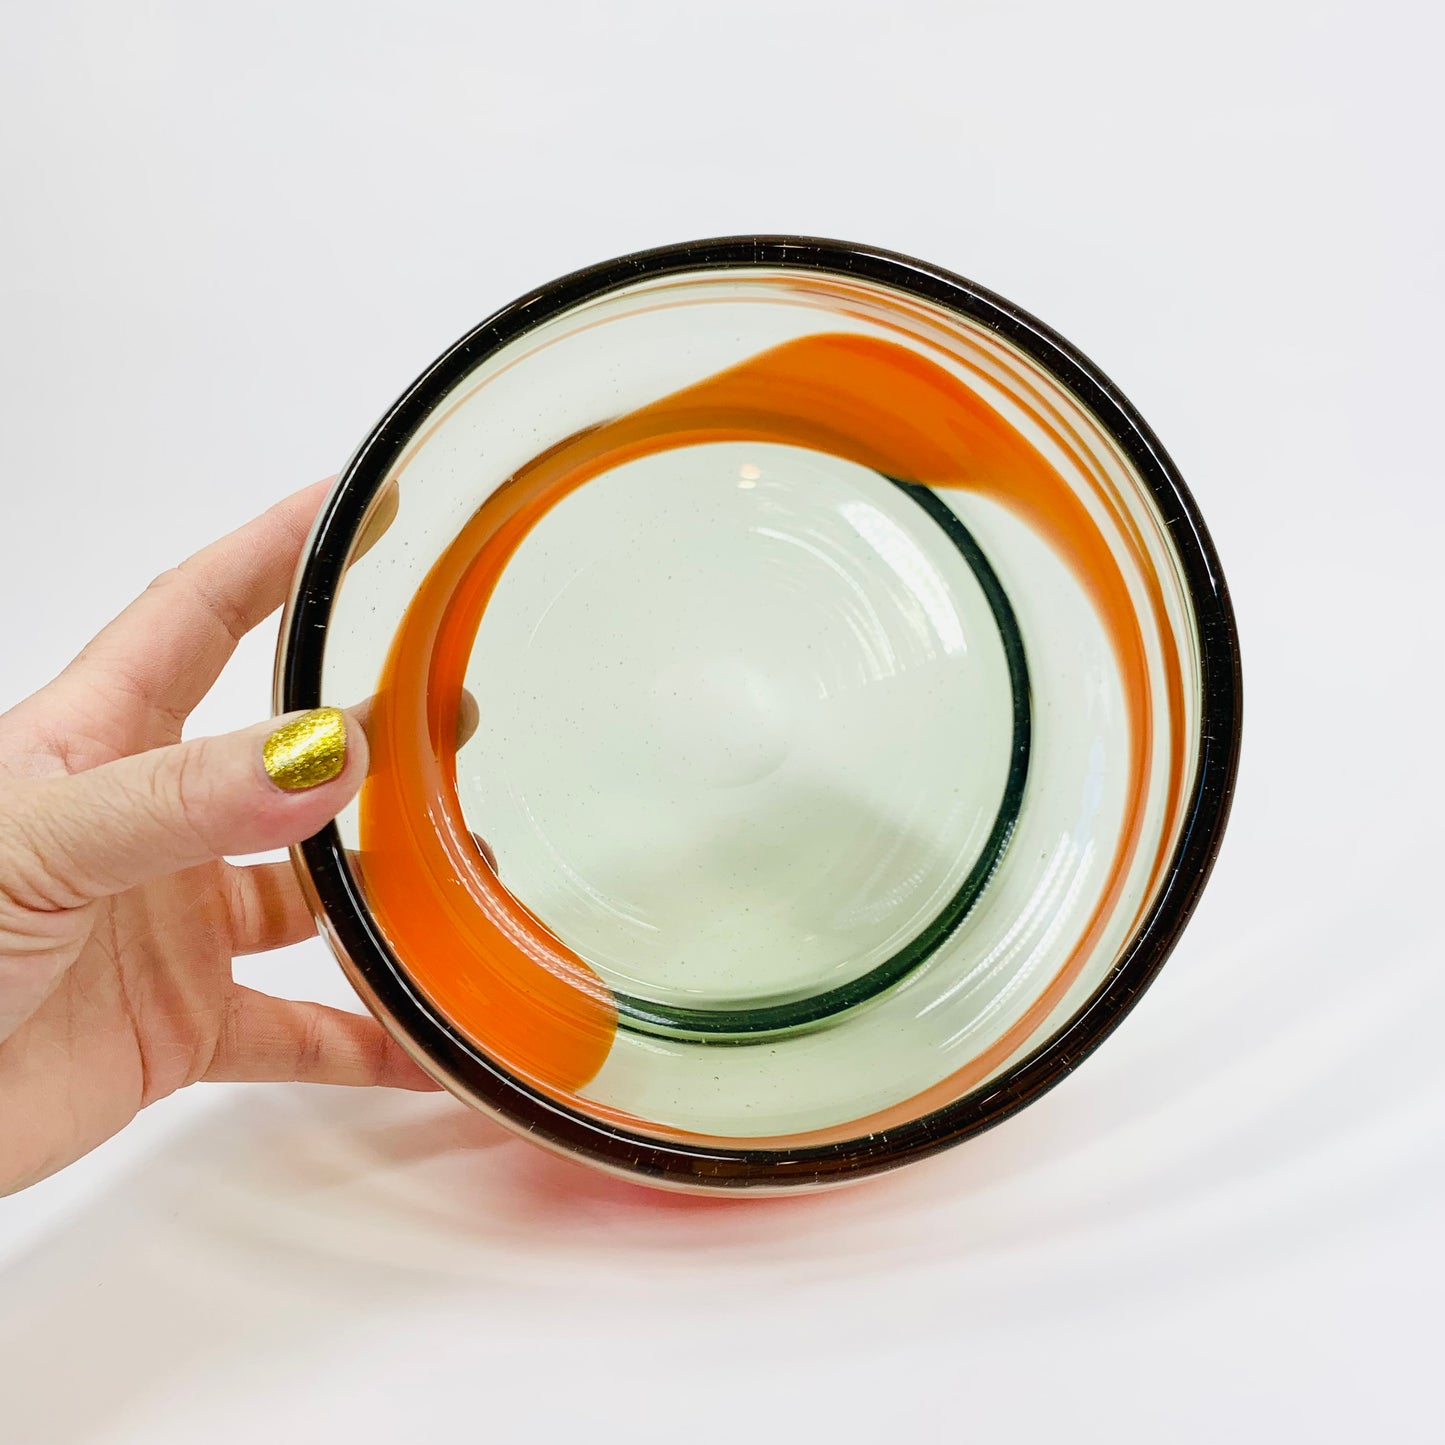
[0,1073,1073,1441]
[3,872,1442,1443]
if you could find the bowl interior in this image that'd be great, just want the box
[283,244,1230,1174]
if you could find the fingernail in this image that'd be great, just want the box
[470,831,498,872]
[456,687,480,750]
[263,707,348,791]
[353,481,400,561]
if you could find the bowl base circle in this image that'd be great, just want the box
[457,440,1030,1040]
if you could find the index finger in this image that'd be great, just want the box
[58,479,334,743]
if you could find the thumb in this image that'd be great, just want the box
[3,708,365,911]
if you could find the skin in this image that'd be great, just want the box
[0,480,436,1197]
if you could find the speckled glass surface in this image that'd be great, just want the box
[277,238,1241,1191]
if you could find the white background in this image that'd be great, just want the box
[1,1,1442,1440]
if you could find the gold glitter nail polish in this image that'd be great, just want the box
[263,707,347,791]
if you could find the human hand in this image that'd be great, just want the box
[0,481,434,1197]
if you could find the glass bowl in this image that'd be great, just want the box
[276,236,1242,1193]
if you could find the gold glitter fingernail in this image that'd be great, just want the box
[263,708,348,791]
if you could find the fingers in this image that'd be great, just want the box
[225,859,316,955]
[205,987,440,1089]
[0,708,366,912]
[54,479,333,745]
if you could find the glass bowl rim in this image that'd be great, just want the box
[276,234,1243,1191]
